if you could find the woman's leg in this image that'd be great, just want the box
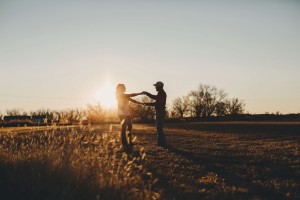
[126,116,133,145]
[120,116,128,146]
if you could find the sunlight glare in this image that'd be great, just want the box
[94,80,116,108]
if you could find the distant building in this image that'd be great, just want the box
[3,116,32,121]
[32,115,47,124]
[3,115,48,124]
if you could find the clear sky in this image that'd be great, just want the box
[1,0,300,114]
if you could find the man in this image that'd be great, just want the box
[142,81,167,146]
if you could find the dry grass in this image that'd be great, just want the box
[0,122,299,199]
[0,125,162,200]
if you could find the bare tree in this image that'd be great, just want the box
[188,89,204,119]
[201,84,217,117]
[66,109,81,124]
[215,101,227,116]
[172,96,189,118]
[213,89,227,117]
[45,110,56,124]
[30,109,57,124]
[6,108,22,116]
[201,85,227,117]
[86,102,106,123]
[225,98,245,115]
[187,84,231,118]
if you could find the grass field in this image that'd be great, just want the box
[0,122,299,200]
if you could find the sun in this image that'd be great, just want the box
[94,80,116,108]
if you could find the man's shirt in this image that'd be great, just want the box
[146,90,167,111]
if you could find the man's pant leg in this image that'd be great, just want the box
[156,110,166,146]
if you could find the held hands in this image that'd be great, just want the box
[138,91,147,95]
[137,91,150,106]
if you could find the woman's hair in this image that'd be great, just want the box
[116,84,125,97]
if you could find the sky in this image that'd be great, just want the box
[1,0,300,114]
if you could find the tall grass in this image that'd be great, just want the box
[0,126,160,200]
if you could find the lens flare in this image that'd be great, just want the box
[94,80,116,108]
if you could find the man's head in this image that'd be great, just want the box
[154,81,164,91]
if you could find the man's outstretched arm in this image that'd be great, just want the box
[142,91,157,100]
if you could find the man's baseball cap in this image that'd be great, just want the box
[154,81,164,87]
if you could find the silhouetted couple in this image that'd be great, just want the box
[115,81,167,152]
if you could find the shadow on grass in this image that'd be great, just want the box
[134,123,300,199]
[162,144,299,200]
[0,160,122,200]
[165,123,300,136]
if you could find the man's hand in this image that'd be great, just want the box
[142,91,149,95]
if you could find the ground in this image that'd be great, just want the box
[0,122,299,199]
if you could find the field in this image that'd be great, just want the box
[0,122,299,200]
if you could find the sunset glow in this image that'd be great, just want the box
[94,80,117,108]
[0,1,299,113]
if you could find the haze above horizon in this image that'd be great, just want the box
[1,1,299,114]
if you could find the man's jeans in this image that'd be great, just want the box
[156,110,166,146]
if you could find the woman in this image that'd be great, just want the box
[115,84,142,151]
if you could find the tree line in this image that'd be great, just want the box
[171,84,245,119]
[0,83,246,126]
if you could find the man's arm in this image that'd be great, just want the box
[142,91,157,100]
